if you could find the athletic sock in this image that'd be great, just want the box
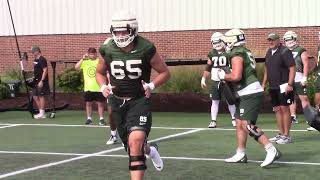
[111,130,117,136]
[236,148,245,155]
[264,143,275,152]
[87,117,92,120]
[100,117,104,120]
[211,100,219,121]
[228,104,236,119]
[39,109,45,115]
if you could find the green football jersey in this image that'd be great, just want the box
[207,49,231,73]
[99,36,156,97]
[229,46,258,91]
[291,46,306,73]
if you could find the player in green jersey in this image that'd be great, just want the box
[217,29,280,168]
[201,32,236,128]
[283,31,312,125]
[96,11,170,180]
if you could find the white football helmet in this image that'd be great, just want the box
[210,32,226,51]
[283,31,298,49]
[110,11,138,48]
[224,29,246,51]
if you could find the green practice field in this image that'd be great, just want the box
[0,111,319,180]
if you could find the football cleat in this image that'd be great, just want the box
[85,119,93,125]
[291,116,298,124]
[276,136,292,144]
[34,113,46,119]
[225,153,247,163]
[99,119,106,126]
[106,135,118,145]
[261,147,281,167]
[232,119,236,127]
[269,134,282,142]
[148,143,164,171]
[307,126,317,131]
[208,121,217,128]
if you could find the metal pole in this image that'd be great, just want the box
[6,0,34,118]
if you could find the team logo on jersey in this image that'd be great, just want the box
[287,99,291,104]
[139,116,147,125]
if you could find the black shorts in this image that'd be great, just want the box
[32,82,50,96]
[269,88,294,107]
[84,91,105,102]
[109,95,152,146]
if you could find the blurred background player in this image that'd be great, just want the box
[221,29,280,167]
[201,32,236,128]
[105,70,119,144]
[102,37,119,144]
[30,46,50,119]
[283,31,312,125]
[97,11,170,180]
[308,32,320,131]
[75,48,106,126]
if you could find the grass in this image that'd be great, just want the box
[0,111,319,179]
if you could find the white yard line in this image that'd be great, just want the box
[0,150,320,166]
[0,129,202,179]
[0,124,20,129]
[0,123,313,132]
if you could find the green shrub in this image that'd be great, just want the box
[57,68,83,93]
[307,72,317,105]
[1,68,23,82]
[0,83,11,100]
[155,66,207,94]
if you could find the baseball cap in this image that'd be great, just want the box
[30,46,41,53]
[267,33,280,40]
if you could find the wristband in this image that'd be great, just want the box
[100,84,108,92]
[148,82,155,90]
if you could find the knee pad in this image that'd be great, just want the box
[127,130,147,171]
[128,154,146,171]
[246,124,264,141]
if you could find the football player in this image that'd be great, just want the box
[96,11,170,180]
[308,32,320,131]
[283,31,311,125]
[218,29,280,167]
[201,32,236,128]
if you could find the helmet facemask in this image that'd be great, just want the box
[210,32,226,52]
[284,38,297,49]
[111,25,137,48]
[283,31,298,49]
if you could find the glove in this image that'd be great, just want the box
[201,77,206,88]
[217,69,226,80]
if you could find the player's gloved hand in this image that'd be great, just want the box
[217,69,226,80]
[201,77,207,89]
[301,76,307,87]
[100,84,114,98]
[142,80,155,98]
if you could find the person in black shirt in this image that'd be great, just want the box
[30,46,50,119]
[262,33,296,144]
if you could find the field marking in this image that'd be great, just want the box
[0,123,314,132]
[0,124,20,129]
[0,129,202,179]
[0,150,320,166]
